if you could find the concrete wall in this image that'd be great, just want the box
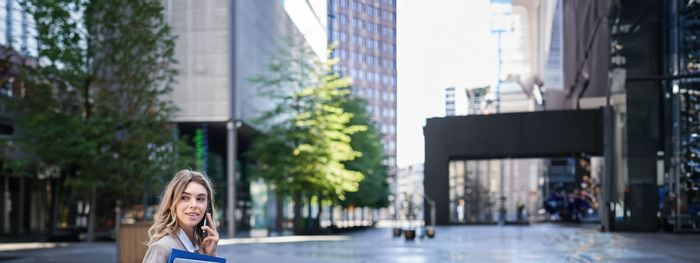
[235,0,307,123]
[167,0,318,124]
[168,0,231,122]
[282,0,327,61]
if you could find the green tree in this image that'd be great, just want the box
[8,0,193,240]
[340,94,390,209]
[248,39,364,233]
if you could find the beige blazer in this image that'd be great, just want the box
[142,234,202,263]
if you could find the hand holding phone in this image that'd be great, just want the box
[202,203,212,237]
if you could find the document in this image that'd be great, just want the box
[167,248,226,263]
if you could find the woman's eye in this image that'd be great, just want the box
[197,198,206,202]
[181,196,188,200]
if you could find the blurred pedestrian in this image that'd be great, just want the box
[142,170,219,262]
[516,202,525,221]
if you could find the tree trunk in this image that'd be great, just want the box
[275,195,283,233]
[50,177,61,235]
[142,190,149,220]
[0,173,5,235]
[87,186,97,242]
[18,177,25,234]
[293,191,302,234]
[329,205,334,226]
[361,207,365,224]
[306,195,312,232]
[316,195,322,230]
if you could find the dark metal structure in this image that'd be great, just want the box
[423,109,604,225]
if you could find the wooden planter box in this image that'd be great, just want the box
[118,222,152,263]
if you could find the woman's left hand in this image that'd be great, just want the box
[201,213,219,257]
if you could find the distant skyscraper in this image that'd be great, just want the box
[544,0,563,91]
[445,87,455,116]
[328,0,397,174]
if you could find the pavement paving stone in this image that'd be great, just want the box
[0,224,698,262]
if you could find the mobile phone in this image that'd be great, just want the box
[200,202,212,237]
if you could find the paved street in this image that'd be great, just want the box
[1,224,699,262]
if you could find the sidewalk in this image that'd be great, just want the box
[0,235,353,263]
[3,224,699,262]
[0,242,73,252]
[0,241,116,263]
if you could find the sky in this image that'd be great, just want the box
[396,0,500,167]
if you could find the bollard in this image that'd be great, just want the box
[425,227,435,238]
[404,229,416,240]
[392,227,402,237]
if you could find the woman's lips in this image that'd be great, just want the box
[185,212,200,220]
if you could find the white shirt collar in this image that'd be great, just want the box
[177,228,200,253]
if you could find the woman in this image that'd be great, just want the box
[142,170,219,263]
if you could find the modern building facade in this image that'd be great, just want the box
[396,164,424,221]
[432,0,552,224]
[0,0,58,240]
[327,0,397,178]
[425,0,682,233]
[165,0,328,236]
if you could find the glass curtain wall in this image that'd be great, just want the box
[449,159,546,223]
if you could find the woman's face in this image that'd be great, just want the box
[175,182,208,230]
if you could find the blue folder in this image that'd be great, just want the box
[167,248,226,263]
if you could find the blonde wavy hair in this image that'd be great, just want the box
[146,169,215,247]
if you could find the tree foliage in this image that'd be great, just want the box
[247,39,365,201]
[340,93,390,208]
[9,0,193,203]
